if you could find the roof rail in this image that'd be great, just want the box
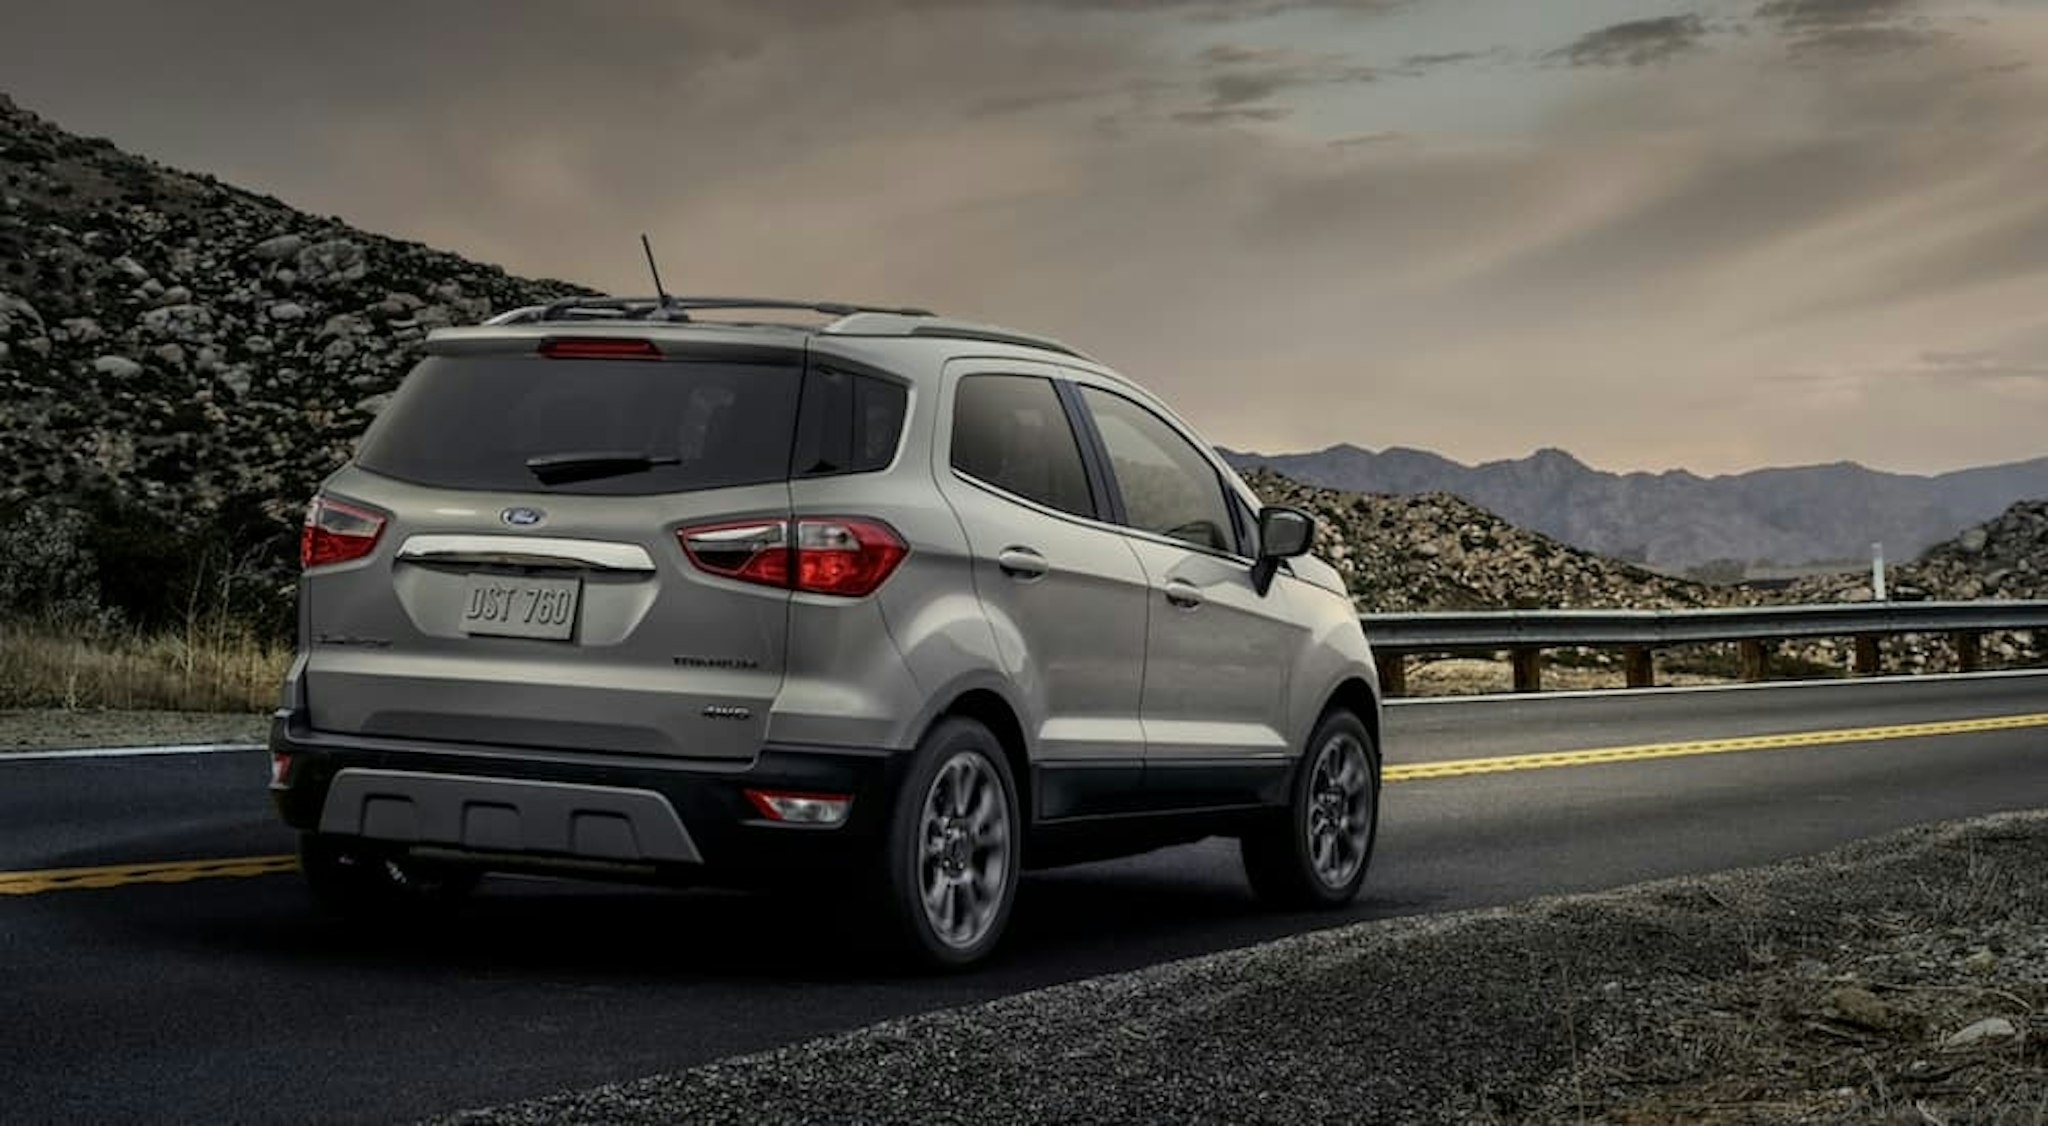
[479,298,1093,361]
[488,295,937,326]
[821,312,1091,360]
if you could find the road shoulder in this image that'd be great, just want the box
[0,708,267,752]
[435,811,2048,1125]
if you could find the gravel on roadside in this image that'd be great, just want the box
[433,812,2048,1126]
[0,708,269,751]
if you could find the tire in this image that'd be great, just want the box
[871,717,1021,970]
[1242,709,1380,909]
[298,833,481,919]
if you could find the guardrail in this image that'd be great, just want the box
[1360,601,2048,696]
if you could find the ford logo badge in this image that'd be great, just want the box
[501,507,546,528]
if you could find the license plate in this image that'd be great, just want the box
[460,575,580,640]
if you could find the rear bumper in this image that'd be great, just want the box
[267,710,908,885]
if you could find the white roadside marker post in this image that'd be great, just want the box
[1871,542,1887,602]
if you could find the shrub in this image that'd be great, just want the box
[0,499,121,633]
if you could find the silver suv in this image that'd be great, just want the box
[269,296,1383,967]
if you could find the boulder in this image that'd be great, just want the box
[249,233,305,261]
[91,355,143,379]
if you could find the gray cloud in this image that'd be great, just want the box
[1757,0,1946,55]
[1551,15,1710,68]
[1755,0,1917,29]
[1782,348,2048,388]
[1395,49,1498,72]
[1182,44,1375,122]
[1912,350,2048,381]
[1327,130,1411,147]
[1173,105,1295,123]
[1784,24,1947,55]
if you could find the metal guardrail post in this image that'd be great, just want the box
[1853,636,1881,677]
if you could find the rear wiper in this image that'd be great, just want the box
[525,451,681,485]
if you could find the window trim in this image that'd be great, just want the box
[1051,379,1123,526]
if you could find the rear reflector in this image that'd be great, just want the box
[301,495,387,569]
[744,789,853,825]
[679,517,907,597]
[538,337,662,360]
[269,752,293,788]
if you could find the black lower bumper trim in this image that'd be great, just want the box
[267,711,909,885]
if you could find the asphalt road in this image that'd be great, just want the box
[2,672,2045,1125]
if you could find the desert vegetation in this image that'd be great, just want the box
[0,498,289,711]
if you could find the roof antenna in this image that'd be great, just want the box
[640,233,677,317]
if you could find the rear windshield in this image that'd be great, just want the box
[356,355,803,495]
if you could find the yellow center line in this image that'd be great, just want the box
[1385,712,2048,782]
[0,855,298,896]
[4,712,2044,895]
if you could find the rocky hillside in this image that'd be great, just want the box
[1241,468,1715,612]
[1225,443,2048,574]
[0,93,590,628]
[1787,500,2048,605]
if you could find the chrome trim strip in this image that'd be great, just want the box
[396,534,657,572]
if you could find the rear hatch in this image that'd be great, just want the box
[298,332,805,761]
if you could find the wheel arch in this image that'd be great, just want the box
[1321,675,1383,758]
[931,686,1033,827]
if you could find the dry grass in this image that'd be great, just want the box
[0,621,290,713]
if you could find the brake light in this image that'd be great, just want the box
[679,517,907,597]
[538,337,662,360]
[300,495,387,568]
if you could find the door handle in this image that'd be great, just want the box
[1163,580,1204,609]
[997,547,1049,580]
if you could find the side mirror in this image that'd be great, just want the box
[1259,506,1315,559]
[1251,505,1315,594]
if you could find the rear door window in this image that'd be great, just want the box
[355,355,802,495]
[950,374,1096,518]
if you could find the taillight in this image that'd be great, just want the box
[791,519,907,596]
[300,495,387,569]
[538,337,662,360]
[679,517,907,597]
[679,521,790,586]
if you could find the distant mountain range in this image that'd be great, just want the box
[1220,444,2048,572]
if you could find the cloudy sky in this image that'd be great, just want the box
[5,0,2047,474]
